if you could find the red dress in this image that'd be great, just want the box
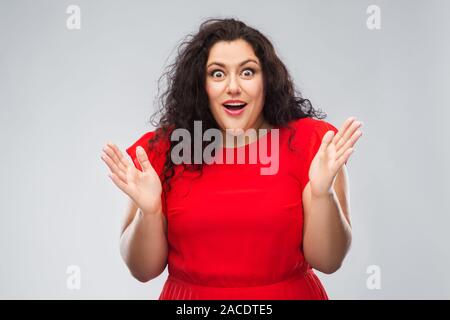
[126,117,341,300]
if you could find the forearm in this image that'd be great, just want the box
[120,209,168,282]
[303,191,352,274]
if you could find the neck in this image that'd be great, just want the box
[222,118,273,148]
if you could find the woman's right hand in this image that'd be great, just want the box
[101,142,163,215]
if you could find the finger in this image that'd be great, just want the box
[101,152,128,184]
[332,117,357,146]
[109,142,132,169]
[336,147,354,168]
[106,142,130,170]
[336,129,363,160]
[102,144,127,172]
[108,172,131,195]
[318,130,335,154]
[336,120,363,152]
[135,146,153,172]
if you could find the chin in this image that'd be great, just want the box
[221,122,250,135]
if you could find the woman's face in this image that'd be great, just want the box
[205,39,267,139]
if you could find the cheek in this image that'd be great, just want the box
[243,78,264,101]
[205,81,224,100]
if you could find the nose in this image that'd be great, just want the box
[226,74,241,95]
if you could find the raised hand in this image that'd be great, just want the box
[101,142,163,215]
[309,117,363,197]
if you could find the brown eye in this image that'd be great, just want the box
[241,68,255,77]
[210,70,225,78]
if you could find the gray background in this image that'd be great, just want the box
[1,0,449,299]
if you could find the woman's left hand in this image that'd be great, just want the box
[309,117,363,197]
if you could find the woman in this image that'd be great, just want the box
[101,18,363,299]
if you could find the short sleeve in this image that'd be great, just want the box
[300,119,347,194]
[125,130,168,216]
[126,131,156,172]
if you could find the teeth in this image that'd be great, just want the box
[223,103,246,110]
[224,103,246,106]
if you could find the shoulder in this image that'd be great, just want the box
[126,127,171,153]
[125,131,156,162]
[287,117,338,134]
[283,117,339,149]
[125,127,171,172]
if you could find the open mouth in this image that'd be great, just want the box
[223,103,247,110]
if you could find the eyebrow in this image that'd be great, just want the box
[206,59,259,69]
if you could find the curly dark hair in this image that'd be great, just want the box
[145,17,327,201]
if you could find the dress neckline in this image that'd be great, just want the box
[221,127,275,150]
